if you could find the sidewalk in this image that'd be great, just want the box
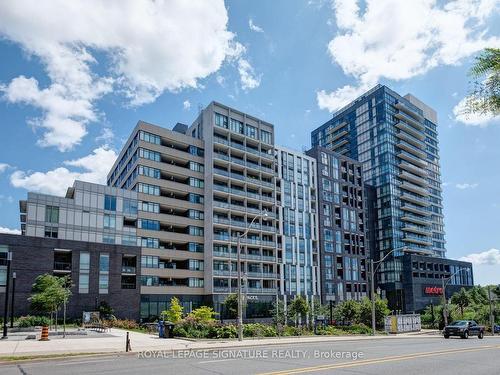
[0,328,447,358]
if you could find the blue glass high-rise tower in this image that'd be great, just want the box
[311,85,445,310]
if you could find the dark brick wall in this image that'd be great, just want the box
[0,234,141,321]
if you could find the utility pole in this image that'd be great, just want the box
[9,272,16,329]
[2,252,12,339]
[441,277,448,327]
[370,259,376,335]
[488,285,494,336]
[237,235,243,341]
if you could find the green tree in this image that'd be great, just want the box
[464,48,500,117]
[188,306,217,323]
[451,288,471,317]
[288,296,309,327]
[161,297,183,323]
[271,299,287,329]
[359,297,390,329]
[98,301,114,318]
[29,274,72,328]
[334,300,360,324]
[222,294,238,319]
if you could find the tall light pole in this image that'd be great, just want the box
[10,272,16,329]
[237,210,268,341]
[2,251,12,339]
[441,268,470,327]
[370,248,406,335]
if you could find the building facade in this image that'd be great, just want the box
[306,146,369,304]
[20,180,138,246]
[275,146,320,306]
[311,85,446,310]
[107,121,208,318]
[187,102,279,317]
[402,254,473,312]
[0,233,141,320]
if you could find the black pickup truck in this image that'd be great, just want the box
[443,320,485,339]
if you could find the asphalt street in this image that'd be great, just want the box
[2,336,500,375]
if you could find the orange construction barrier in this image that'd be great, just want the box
[39,325,49,341]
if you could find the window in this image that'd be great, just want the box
[45,206,59,223]
[104,214,116,229]
[138,148,161,162]
[138,165,160,179]
[189,210,204,220]
[188,278,204,288]
[141,255,159,268]
[139,201,159,213]
[141,276,159,286]
[215,113,228,128]
[123,198,138,215]
[103,235,115,244]
[260,130,272,144]
[0,246,8,286]
[79,252,90,294]
[188,193,204,204]
[246,125,257,139]
[189,259,204,271]
[189,177,204,188]
[104,195,116,211]
[230,118,244,134]
[188,145,204,157]
[189,162,204,173]
[189,226,204,236]
[136,183,160,196]
[188,243,204,253]
[139,130,161,145]
[122,235,137,246]
[44,226,58,238]
[140,237,159,248]
[138,219,160,231]
[99,253,110,294]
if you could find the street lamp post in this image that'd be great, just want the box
[9,272,16,329]
[370,248,405,336]
[2,251,12,339]
[237,210,268,342]
[441,268,470,327]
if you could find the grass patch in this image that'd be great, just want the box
[0,352,108,362]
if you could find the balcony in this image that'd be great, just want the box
[328,121,347,134]
[401,223,430,236]
[53,262,72,272]
[395,129,425,148]
[395,121,425,141]
[399,161,427,177]
[400,193,430,207]
[396,140,427,159]
[395,102,424,122]
[121,266,136,274]
[330,138,348,151]
[400,181,429,197]
[403,234,433,246]
[395,111,425,131]
[247,287,277,295]
[330,129,348,143]
[399,171,428,187]
[397,151,427,168]
[401,214,431,226]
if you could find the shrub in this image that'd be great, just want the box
[282,325,312,336]
[162,297,183,323]
[17,315,51,327]
[243,323,277,337]
[209,324,238,339]
[107,319,139,330]
[188,306,217,324]
[173,316,215,338]
[316,326,343,336]
[340,323,372,335]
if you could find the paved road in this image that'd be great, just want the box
[2,336,500,374]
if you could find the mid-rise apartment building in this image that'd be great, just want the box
[107,121,207,317]
[311,85,446,310]
[306,146,368,303]
[275,146,320,305]
[187,102,279,317]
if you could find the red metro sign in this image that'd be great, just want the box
[424,286,443,295]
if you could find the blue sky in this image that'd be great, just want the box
[0,0,499,284]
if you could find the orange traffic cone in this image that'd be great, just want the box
[39,325,49,341]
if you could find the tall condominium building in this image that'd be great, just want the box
[311,85,445,310]
[107,121,208,317]
[306,147,368,304]
[187,102,279,317]
[275,146,320,305]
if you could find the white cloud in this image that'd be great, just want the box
[238,58,261,90]
[183,100,191,110]
[216,75,226,87]
[96,128,114,143]
[0,163,9,173]
[455,183,479,189]
[0,0,255,150]
[0,227,21,235]
[318,0,500,112]
[460,248,500,265]
[249,18,264,33]
[10,146,117,196]
[453,96,500,127]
